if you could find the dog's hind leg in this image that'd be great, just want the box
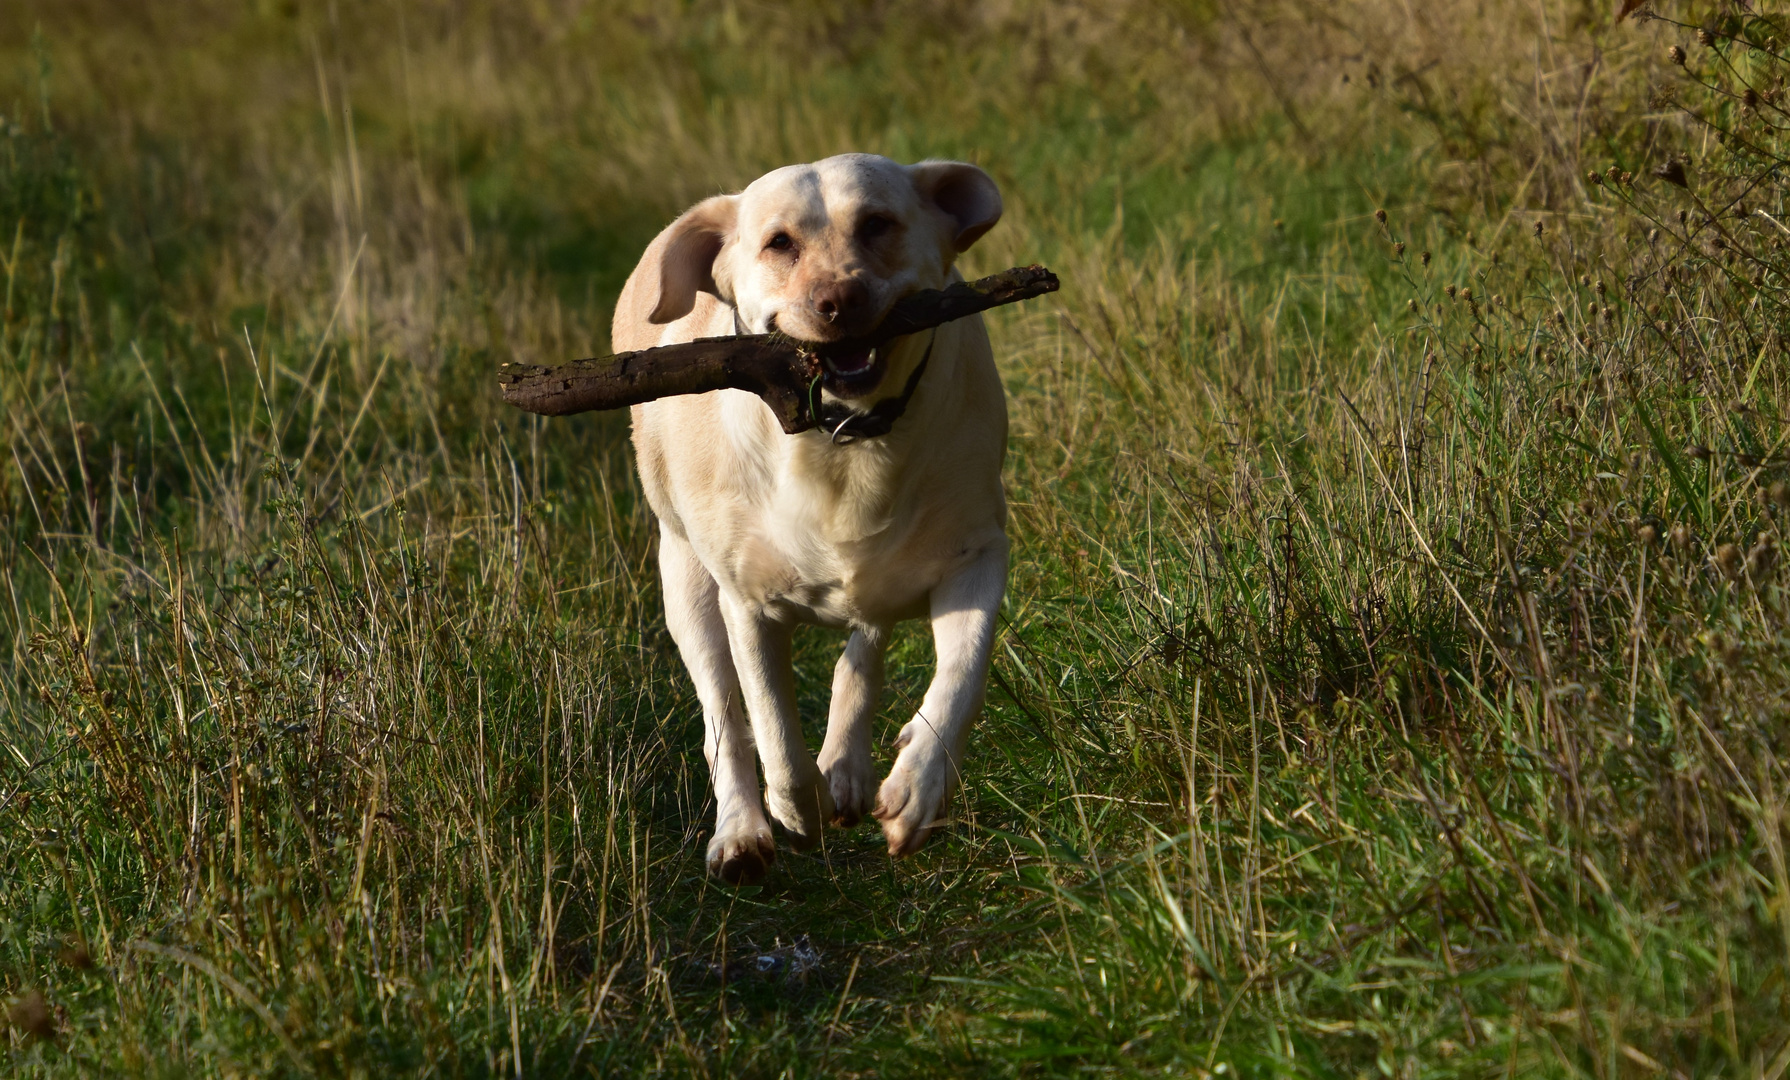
[659,525,775,885]
[717,596,836,851]
[817,626,889,827]
[875,541,1008,856]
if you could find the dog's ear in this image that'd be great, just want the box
[909,161,1003,253]
[649,195,738,325]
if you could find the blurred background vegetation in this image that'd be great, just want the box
[3,0,1789,1075]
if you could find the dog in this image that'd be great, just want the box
[611,153,1009,884]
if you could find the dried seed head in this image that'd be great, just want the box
[1649,227,1659,243]
[1588,171,1604,186]
[1635,523,1659,545]
[1669,45,1687,64]
[1533,221,1545,237]
[1621,171,1634,185]
[1420,250,1431,266]
[1374,208,1388,225]
[5,990,52,1042]
[1606,165,1621,182]
[1670,522,1694,550]
[1407,298,1418,313]
[1745,88,1761,109]
[1460,287,1472,302]
[1748,537,1778,579]
[1686,444,1712,461]
[1393,241,1406,256]
[1697,28,1715,47]
[1445,284,1457,299]
[1716,542,1745,579]
[1679,209,1690,225]
[55,942,92,970]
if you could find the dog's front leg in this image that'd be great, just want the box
[659,527,775,885]
[875,542,1008,856]
[816,626,889,827]
[718,596,836,850]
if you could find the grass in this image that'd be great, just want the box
[3,0,1790,1075]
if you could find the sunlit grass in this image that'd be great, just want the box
[2,1,1788,1076]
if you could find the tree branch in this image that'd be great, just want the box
[497,265,1059,433]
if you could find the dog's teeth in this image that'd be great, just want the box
[829,350,874,374]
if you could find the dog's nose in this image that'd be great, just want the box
[810,279,869,323]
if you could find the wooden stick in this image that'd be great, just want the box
[497,265,1059,433]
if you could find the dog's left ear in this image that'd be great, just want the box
[649,194,739,325]
[909,161,1003,253]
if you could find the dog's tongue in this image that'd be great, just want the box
[825,347,875,375]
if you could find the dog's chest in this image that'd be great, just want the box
[721,439,956,626]
[729,526,951,627]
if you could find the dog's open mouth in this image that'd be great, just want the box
[820,346,885,398]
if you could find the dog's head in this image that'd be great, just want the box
[647,153,1002,400]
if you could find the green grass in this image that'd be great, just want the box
[4,0,1790,1075]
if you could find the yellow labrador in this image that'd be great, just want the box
[612,153,1008,884]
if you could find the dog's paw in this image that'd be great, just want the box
[766,773,835,852]
[873,734,953,857]
[707,823,776,885]
[817,746,874,827]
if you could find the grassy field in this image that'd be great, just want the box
[4,0,1790,1075]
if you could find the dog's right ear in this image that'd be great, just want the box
[649,195,738,325]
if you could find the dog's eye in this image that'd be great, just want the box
[765,232,794,252]
[859,215,897,241]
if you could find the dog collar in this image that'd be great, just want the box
[733,308,935,445]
